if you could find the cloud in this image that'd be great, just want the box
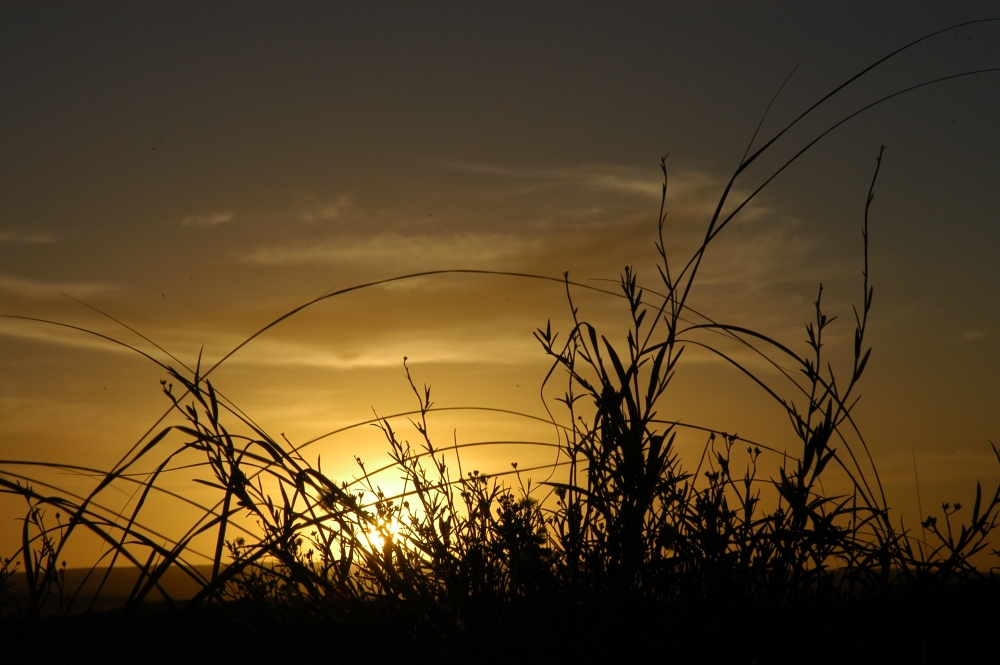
[0,230,56,244]
[241,232,545,268]
[301,196,351,223]
[0,274,117,300]
[958,330,987,342]
[0,317,137,356]
[430,160,775,235]
[227,159,830,355]
[227,335,537,370]
[179,212,234,227]
[437,160,664,199]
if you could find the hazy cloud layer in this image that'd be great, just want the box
[179,212,234,228]
[0,274,117,300]
[234,164,801,285]
[300,196,352,223]
[0,317,135,355]
[241,232,547,268]
[0,230,55,244]
[436,161,665,199]
[228,335,538,370]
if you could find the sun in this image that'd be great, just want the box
[366,516,403,552]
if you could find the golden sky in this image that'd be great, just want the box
[1,2,998,563]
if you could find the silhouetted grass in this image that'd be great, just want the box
[3,19,1000,664]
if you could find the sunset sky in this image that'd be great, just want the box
[1,2,998,562]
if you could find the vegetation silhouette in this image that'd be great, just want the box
[3,19,1000,664]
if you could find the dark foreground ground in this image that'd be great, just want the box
[2,580,999,664]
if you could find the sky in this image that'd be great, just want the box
[1,1,999,564]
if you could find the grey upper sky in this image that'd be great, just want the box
[1,1,998,559]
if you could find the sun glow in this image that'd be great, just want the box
[366,516,403,552]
